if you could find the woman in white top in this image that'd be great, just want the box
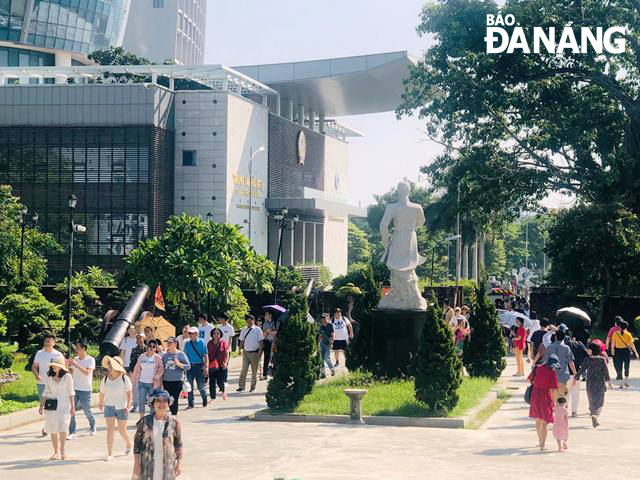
[99,355,133,462]
[120,325,139,373]
[38,361,75,460]
[331,308,353,368]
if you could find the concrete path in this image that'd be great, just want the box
[1,356,639,479]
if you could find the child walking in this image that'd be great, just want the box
[552,397,569,452]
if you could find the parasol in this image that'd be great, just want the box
[556,307,591,327]
[498,310,534,329]
[263,304,286,314]
[137,311,176,346]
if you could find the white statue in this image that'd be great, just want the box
[378,181,427,310]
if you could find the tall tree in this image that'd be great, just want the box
[398,0,640,216]
[0,185,62,291]
[347,222,372,266]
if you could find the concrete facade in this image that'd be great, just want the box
[173,90,269,255]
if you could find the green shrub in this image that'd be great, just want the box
[70,314,102,344]
[0,286,64,348]
[463,281,507,379]
[0,342,14,369]
[414,299,462,415]
[266,294,320,410]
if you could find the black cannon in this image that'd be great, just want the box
[99,285,149,359]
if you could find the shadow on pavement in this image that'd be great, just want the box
[476,447,550,456]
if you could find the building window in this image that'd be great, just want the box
[182,151,197,166]
[153,0,165,7]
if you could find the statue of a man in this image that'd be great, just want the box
[378,181,427,310]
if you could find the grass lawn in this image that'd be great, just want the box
[292,373,495,418]
[0,352,102,416]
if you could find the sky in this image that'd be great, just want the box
[204,0,439,207]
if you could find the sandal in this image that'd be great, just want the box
[49,453,59,460]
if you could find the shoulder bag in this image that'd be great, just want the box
[524,367,537,405]
[44,399,58,411]
[188,340,205,363]
[614,332,637,359]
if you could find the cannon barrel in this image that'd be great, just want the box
[99,285,149,359]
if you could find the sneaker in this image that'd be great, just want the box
[591,416,598,428]
[41,429,47,437]
[571,412,577,418]
[105,455,114,462]
[186,405,194,410]
[90,428,97,436]
[202,400,208,408]
[624,382,630,388]
[222,393,228,401]
[331,370,336,377]
[67,433,77,440]
[334,360,340,367]
[236,387,244,392]
[249,387,255,392]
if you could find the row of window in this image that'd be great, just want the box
[0,46,55,66]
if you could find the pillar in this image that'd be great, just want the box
[297,104,305,126]
[285,99,294,120]
[318,113,326,134]
[479,232,486,273]
[169,77,175,90]
[308,109,315,131]
[472,237,479,283]
[54,52,72,84]
[151,73,158,84]
[462,243,469,280]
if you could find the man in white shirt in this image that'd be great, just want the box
[237,315,264,392]
[32,332,65,436]
[68,339,96,438]
[216,312,236,347]
[331,308,353,368]
[119,325,138,373]
[197,314,214,344]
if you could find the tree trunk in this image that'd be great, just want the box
[597,267,612,329]
[463,244,469,280]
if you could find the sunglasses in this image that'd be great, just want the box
[147,345,157,349]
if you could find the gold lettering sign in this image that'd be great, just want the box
[233,174,264,197]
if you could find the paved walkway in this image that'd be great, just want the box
[1,356,639,479]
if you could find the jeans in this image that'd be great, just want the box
[37,383,45,399]
[138,382,154,415]
[320,343,334,373]
[163,380,182,415]
[262,340,272,377]
[187,363,207,407]
[208,368,227,399]
[69,390,95,434]
[239,351,260,390]
[613,349,631,380]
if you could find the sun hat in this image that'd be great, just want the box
[147,388,174,406]
[101,355,126,373]
[48,361,69,372]
[187,326,198,334]
[135,332,146,339]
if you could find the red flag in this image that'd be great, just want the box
[154,285,165,312]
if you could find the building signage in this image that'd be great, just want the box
[232,174,264,197]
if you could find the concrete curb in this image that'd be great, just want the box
[250,385,501,429]
[0,396,101,432]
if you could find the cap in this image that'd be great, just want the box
[135,332,146,338]
[188,326,198,334]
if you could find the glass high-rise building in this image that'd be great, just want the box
[0,0,131,67]
[122,0,206,65]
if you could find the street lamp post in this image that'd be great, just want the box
[272,207,299,304]
[248,145,265,244]
[206,212,212,320]
[17,206,38,286]
[430,234,461,286]
[64,194,86,348]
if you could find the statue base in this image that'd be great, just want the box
[371,308,426,377]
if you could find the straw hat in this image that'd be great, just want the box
[48,361,69,373]
[101,355,126,373]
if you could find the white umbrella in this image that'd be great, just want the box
[556,307,591,326]
[498,310,534,329]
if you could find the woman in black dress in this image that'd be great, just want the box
[576,342,612,428]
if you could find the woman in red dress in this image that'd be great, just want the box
[528,354,560,450]
[512,318,527,376]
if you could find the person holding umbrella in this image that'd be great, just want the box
[610,320,639,388]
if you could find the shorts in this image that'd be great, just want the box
[104,405,129,421]
[332,340,348,350]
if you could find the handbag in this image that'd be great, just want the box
[44,399,58,411]
[524,367,537,405]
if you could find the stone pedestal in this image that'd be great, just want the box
[371,308,426,377]
[344,388,368,424]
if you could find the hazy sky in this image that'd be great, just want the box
[205,0,439,207]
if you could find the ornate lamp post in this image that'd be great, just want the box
[64,194,86,347]
[272,207,299,304]
[17,206,38,286]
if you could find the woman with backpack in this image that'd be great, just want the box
[99,356,133,462]
[610,320,639,388]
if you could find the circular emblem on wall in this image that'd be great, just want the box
[334,173,341,190]
[297,130,306,165]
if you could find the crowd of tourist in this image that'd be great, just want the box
[30,304,357,476]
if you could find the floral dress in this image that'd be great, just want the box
[134,413,183,480]
[577,355,610,416]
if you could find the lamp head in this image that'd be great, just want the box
[32,212,38,223]
[20,206,28,216]
[292,215,300,223]
[281,207,288,217]
[68,194,78,209]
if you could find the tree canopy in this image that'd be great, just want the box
[399,0,640,216]
[122,214,274,314]
[0,185,62,291]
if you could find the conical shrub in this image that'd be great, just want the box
[266,294,320,410]
[463,280,507,379]
[414,299,462,415]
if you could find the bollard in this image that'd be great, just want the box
[344,388,368,424]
